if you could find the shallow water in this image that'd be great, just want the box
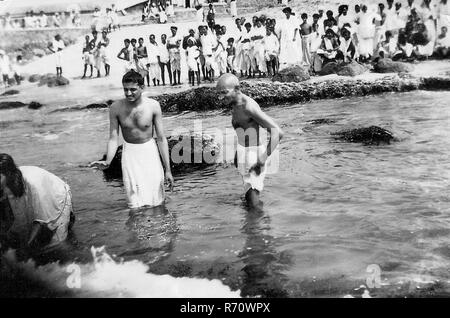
[1,90,450,297]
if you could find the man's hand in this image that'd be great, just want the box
[165,171,174,191]
[89,160,110,170]
[249,158,266,176]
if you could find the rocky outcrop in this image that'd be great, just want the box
[272,65,310,82]
[100,134,221,180]
[38,74,70,87]
[373,58,414,73]
[336,60,368,77]
[0,101,43,110]
[319,61,368,77]
[0,90,19,96]
[0,101,27,110]
[28,101,43,110]
[28,74,41,83]
[334,126,395,145]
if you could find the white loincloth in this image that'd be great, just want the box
[236,144,267,193]
[121,139,165,209]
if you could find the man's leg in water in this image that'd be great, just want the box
[245,188,262,210]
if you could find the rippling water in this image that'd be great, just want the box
[1,90,450,297]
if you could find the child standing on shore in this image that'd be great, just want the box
[226,38,236,74]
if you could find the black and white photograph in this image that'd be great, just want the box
[0,0,450,301]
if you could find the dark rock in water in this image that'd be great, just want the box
[1,89,19,96]
[28,101,43,110]
[319,62,340,76]
[0,101,27,110]
[373,58,414,73]
[336,60,368,77]
[334,126,395,145]
[86,103,108,109]
[101,134,221,180]
[28,74,41,83]
[308,118,337,125]
[38,74,70,87]
[420,77,450,90]
[272,65,310,82]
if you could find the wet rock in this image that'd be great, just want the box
[32,48,46,58]
[318,62,340,76]
[0,89,19,96]
[86,103,108,109]
[373,58,414,73]
[0,101,27,110]
[28,101,43,110]
[28,74,41,83]
[336,60,368,77]
[334,126,395,145]
[38,74,70,87]
[308,118,337,125]
[272,65,310,82]
[100,134,221,180]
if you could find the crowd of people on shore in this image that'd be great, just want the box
[142,0,175,24]
[97,0,450,86]
[0,4,122,31]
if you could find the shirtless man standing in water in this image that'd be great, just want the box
[216,74,284,209]
[90,70,174,209]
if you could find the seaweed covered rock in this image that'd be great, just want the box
[101,134,221,180]
[28,74,41,82]
[272,65,310,82]
[373,58,414,73]
[85,100,114,109]
[336,60,368,77]
[334,126,395,145]
[318,62,340,76]
[319,61,367,76]
[1,89,19,96]
[38,74,70,87]
[28,101,43,110]
[156,87,228,113]
[0,101,27,110]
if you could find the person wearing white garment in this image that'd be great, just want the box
[90,70,173,209]
[250,18,267,77]
[48,34,65,77]
[434,26,450,57]
[358,5,381,62]
[395,2,410,30]
[384,0,398,33]
[438,0,450,30]
[230,0,238,18]
[278,7,302,70]
[263,28,279,76]
[240,22,253,77]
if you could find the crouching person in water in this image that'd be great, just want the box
[0,153,75,252]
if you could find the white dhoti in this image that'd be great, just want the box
[236,144,268,193]
[230,1,237,17]
[121,139,165,209]
[55,51,63,67]
[148,62,161,80]
[301,34,312,66]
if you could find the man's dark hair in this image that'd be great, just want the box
[124,38,130,43]
[301,13,308,19]
[122,70,145,86]
[228,37,234,43]
[0,153,25,198]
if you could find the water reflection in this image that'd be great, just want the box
[239,204,290,297]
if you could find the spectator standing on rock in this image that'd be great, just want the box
[0,50,11,88]
[48,34,65,77]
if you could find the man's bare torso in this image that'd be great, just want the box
[231,95,262,147]
[113,98,157,144]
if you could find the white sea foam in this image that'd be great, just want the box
[1,246,241,298]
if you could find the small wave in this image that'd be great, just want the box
[0,246,241,298]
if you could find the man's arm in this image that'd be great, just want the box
[89,103,120,169]
[246,101,284,164]
[153,101,174,190]
[117,48,125,60]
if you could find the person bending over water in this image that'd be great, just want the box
[216,74,284,210]
[0,154,75,251]
[90,70,174,209]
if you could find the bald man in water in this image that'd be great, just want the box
[216,74,284,209]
